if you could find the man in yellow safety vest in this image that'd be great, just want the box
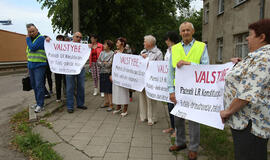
[168,22,209,160]
[26,23,47,113]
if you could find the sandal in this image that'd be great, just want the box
[148,122,156,126]
[162,128,174,133]
[113,108,121,114]
[100,103,109,108]
[120,112,128,117]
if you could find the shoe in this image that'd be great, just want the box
[162,128,174,133]
[56,99,61,103]
[188,151,197,160]
[101,92,104,97]
[140,119,147,122]
[100,104,109,108]
[67,109,74,113]
[147,122,156,126]
[49,90,53,94]
[121,112,128,117]
[169,144,187,152]
[129,97,133,102]
[107,107,113,112]
[45,94,51,98]
[77,106,87,110]
[34,106,44,113]
[31,104,37,109]
[113,108,121,114]
[93,88,98,96]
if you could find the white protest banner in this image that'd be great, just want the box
[112,53,149,92]
[44,40,91,75]
[145,61,172,103]
[171,62,234,130]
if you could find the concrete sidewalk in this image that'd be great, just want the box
[33,80,209,160]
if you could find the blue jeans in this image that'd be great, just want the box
[66,68,85,109]
[29,66,46,107]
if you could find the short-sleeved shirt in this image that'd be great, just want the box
[224,44,270,139]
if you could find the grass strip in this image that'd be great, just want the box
[10,109,62,160]
[200,125,234,160]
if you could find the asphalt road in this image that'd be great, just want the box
[0,72,34,160]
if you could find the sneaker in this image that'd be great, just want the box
[106,108,113,112]
[77,106,87,110]
[45,94,51,98]
[56,99,61,103]
[34,106,44,113]
[100,103,109,108]
[31,104,37,109]
[93,88,98,96]
[67,109,74,113]
[101,92,104,97]
[49,90,53,94]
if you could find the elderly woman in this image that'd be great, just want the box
[139,35,163,126]
[220,19,270,160]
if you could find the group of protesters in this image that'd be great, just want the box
[26,18,270,160]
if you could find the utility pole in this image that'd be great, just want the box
[73,0,80,33]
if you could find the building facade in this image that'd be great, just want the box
[0,30,27,62]
[202,0,270,64]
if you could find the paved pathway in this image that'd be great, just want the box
[33,79,210,160]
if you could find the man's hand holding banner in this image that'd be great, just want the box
[170,62,234,130]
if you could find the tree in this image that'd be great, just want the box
[37,0,194,53]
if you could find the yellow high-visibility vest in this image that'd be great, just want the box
[26,34,47,62]
[171,41,205,68]
[171,40,205,85]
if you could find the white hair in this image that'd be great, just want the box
[179,21,194,30]
[144,35,156,46]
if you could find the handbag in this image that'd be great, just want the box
[22,76,32,91]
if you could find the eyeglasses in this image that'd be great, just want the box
[76,36,82,39]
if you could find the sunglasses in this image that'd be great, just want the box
[76,36,82,39]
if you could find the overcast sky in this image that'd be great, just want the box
[0,0,203,38]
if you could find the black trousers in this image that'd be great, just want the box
[167,103,175,128]
[45,65,52,91]
[55,73,66,100]
[129,91,133,98]
[231,120,268,160]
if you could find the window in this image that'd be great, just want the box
[217,38,223,62]
[218,0,224,14]
[235,0,247,6]
[204,3,209,24]
[234,33,249,58]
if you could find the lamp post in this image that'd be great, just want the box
[72,0,80,33]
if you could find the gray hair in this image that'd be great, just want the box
[26,23,36,29]
[179,21,194,30]
[144,35,156,46]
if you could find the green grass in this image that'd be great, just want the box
[200,125,234,160]
[11,109,62,160]
[170,125,234,160]
[39,119,53,129]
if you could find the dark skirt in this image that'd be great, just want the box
[100,73,112,93]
